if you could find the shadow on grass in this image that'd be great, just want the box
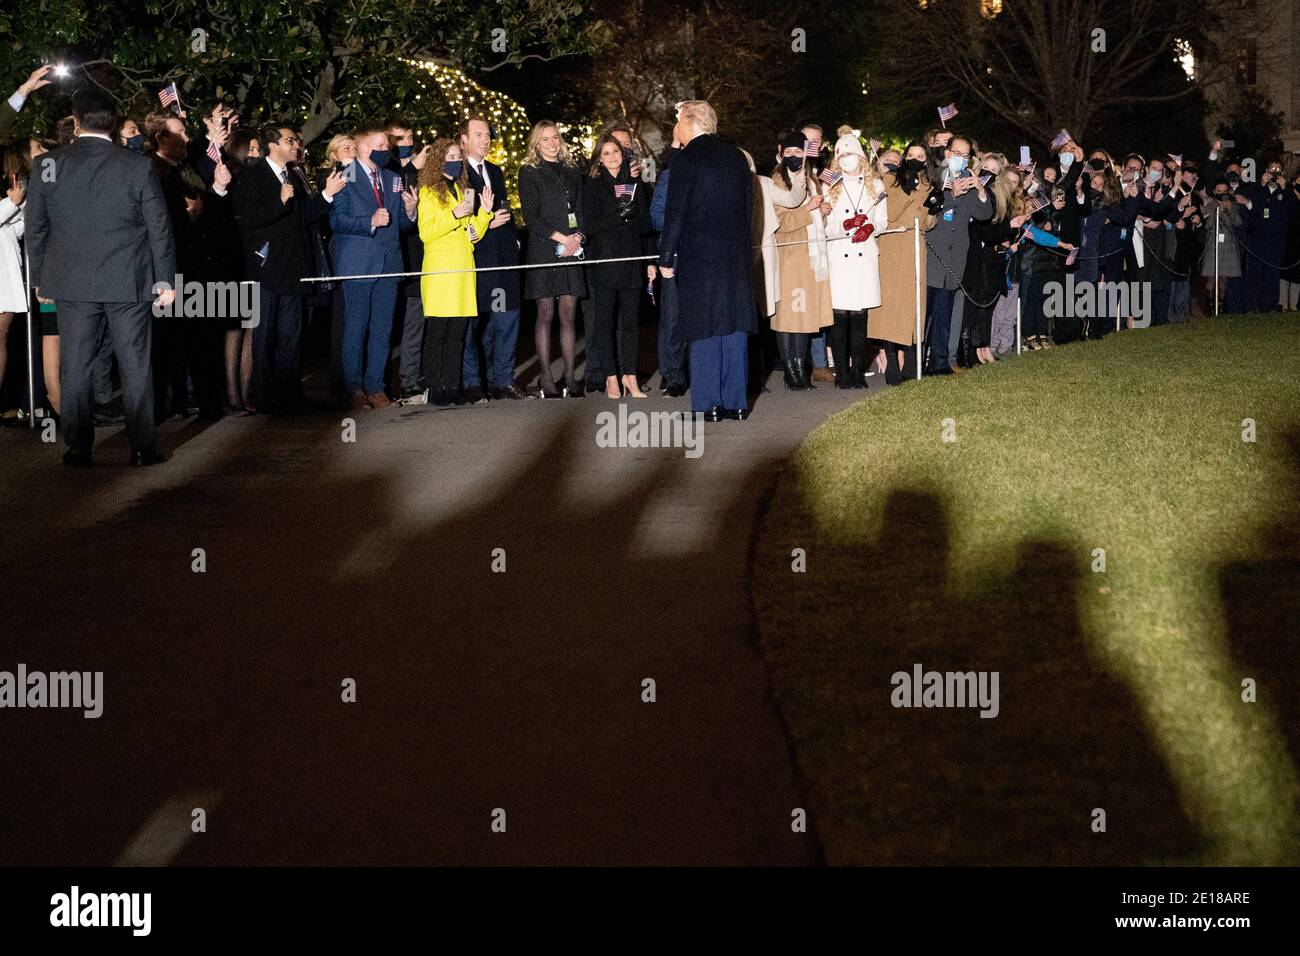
[756,484,1210,864]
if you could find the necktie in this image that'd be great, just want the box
[371,169,382,207]
[279,168,287,184]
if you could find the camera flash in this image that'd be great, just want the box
[54,64,70,77]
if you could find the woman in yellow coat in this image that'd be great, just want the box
[418,138,493,405]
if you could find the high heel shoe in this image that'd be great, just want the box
[563,378,585,399]
[537,379,564,399]
[621,376,647,399]
[605,375,622,400]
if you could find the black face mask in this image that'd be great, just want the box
[1214,193,1229,200]
[244,155,260,168]
[903,158,926,173]
[883,162,898,173]
[783,156,803,173]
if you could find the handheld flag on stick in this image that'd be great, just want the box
[158,82,181,114]
[937,103,958,127]
[205,140,222,165]
[1025,194,1050,215]
[614,183,637,199]
[803,138,821,159]
[1050,129,1072,152]
[868,137,882,159]
[818,168,842,188]
[1019,146,1032,167]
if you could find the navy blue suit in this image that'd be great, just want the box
[330,159,415,395]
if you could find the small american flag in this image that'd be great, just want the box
[1065,246,1079,266]
[467,221,479,241]
[205,140,221,164]
[1026,195,1050,215]
[1050,129,1072,151]
[803,138,821,158]
[158,83,181,113]
[614,182,636,199]
[1167,153,1183,166]
[818,168,841,187]
[868,138,882,156]
[392,174,403,193]
[937,103,959,123]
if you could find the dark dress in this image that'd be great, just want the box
[962,217,1017,348]
[1281,189,1300,284]
[518,159,587,299]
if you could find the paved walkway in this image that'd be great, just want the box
[0,355,887,865]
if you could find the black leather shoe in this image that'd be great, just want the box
[724,407,749,421]
[399,385,425,398]
[463,387,487,405]
[702,405,723,423]
[490,385,530,400]
[430,389,452,407]
[448,388,469,406]
[782,363,804,390]
[925,366,955,377]
[62,449,93,468]
[129,446,168,467]
[585,381,603,394]
[665,383,687,398]
[564,379,585,399]
[537,381,564,399]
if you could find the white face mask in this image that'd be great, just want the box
[839,153,861,174]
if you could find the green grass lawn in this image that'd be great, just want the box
[753,314,1300,865]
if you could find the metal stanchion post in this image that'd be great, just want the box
[22,243,35,428]
[913,218,922,380]
[1016,295,1022,355]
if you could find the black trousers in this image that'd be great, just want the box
[58,300,155,455]
[253,288,305,410]
[593,285,640,378]
[153,315,224,418]
[830,309,866,384]
[657,275,686,387]
[423,316,470,391]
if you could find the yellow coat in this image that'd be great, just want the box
[419,182,492,318]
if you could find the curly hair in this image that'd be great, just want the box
[417,137,468,204]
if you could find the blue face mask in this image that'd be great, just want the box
[397,144,414,159]
[444,160,464,180]
[368,148,391,168]
[1059,151,1073,169]
[946,154,967,175]
[125,134,144,152]
[1146,169,1161,185]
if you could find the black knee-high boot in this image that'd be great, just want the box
[831,311,854,388]
[777,332,802,390]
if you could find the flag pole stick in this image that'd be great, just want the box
[22,242,35,428]
[1214,205,1220,317]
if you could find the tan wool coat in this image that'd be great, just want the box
[772,203,834,334]
[868,176,933,346]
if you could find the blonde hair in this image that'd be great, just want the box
[523,120,574,168]
[829,151,882,202]
[675,100,717,135]
[325,134,356,165]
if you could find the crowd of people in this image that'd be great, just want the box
[1,62,1298,465]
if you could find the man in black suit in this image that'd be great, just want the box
[26,89,176,466]
[230,124,346,412]
[460,115,527,401]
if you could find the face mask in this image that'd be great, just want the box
[903,158,926,172]
[1059,152,1073,169]
[883,162,898,174]
[1226,172,1240,184]
[946,154,967,175]
[783,156,803,173]
[1146,169,1161,184]
[840,153,861,174]
[125,134,144,152]
[244,154,260,168]
[444,160,464,179]
[368,148,391,168]
[397,144,414,159]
